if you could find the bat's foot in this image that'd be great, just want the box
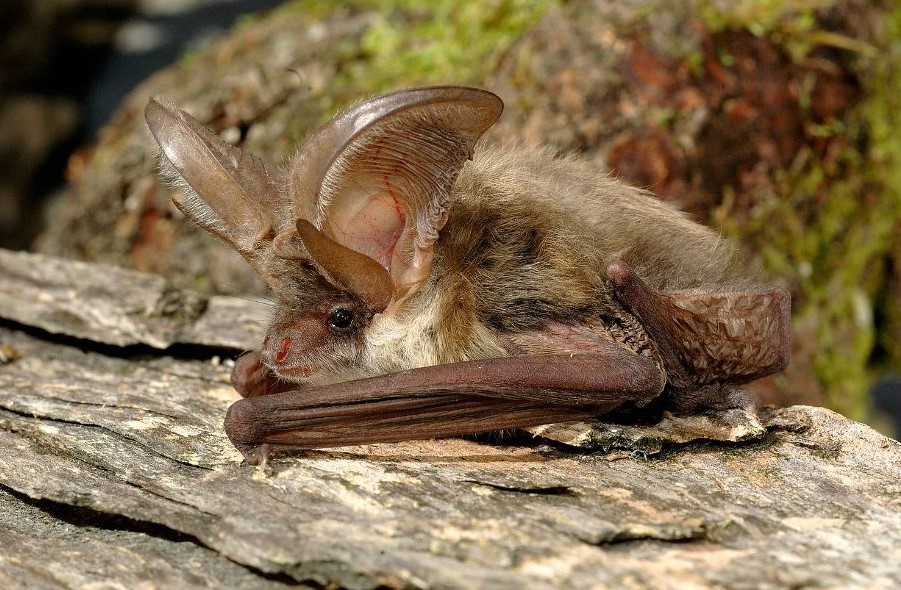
[255,444,272,469]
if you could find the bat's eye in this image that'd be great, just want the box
[328,308,354,331]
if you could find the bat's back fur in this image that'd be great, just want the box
[360,145,744,379]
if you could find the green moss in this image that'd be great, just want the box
[701,0,877,61]
[266,0,555,142]
[271,0,343,18]
[180,0,553,89]
[287,0,555,147]
[699,0,822,40]
[706,1,901,419]
[864,7,901,372]
[279,0,553,93]
[356,0,551,87]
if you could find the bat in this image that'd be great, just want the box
[144,86,790,464]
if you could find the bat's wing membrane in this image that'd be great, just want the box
[608,260,791,388]
[663,287,790,385]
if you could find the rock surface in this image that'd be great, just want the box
[0,249,899,589]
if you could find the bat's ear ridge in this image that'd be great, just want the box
[144,97,285,265]
[289,86,503,299]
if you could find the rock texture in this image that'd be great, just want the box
[0,249,899,589]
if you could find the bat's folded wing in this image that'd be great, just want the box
[666,287,791,385]
[607,260,791,388]
[225,348,666,462]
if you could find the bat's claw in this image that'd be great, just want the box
[605,259,633,286]
[231,442,270,466]
[255,444,272,469]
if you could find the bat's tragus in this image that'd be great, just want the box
[146,86,790,464]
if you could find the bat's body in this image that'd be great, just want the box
[313,147,735,383]
[145,87,790,463]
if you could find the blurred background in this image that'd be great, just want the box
[0,0,899,436]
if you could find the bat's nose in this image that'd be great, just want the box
[260,332,316,379]
[262,334,293,366]
[274,336,292,362]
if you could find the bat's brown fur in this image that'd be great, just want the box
[359,145,743,381]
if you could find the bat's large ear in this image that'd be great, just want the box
[289,86,503,302]
[144,99,285,269]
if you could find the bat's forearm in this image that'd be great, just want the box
[224,350,665,463]
[226,392,604,463]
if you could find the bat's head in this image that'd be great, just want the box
[145,87,502,381]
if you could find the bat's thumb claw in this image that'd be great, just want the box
[606,259,633,286]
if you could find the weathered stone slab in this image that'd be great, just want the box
[0,248,267,351]
[0,251,899,589]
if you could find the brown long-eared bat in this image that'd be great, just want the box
[144,86,790,464]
